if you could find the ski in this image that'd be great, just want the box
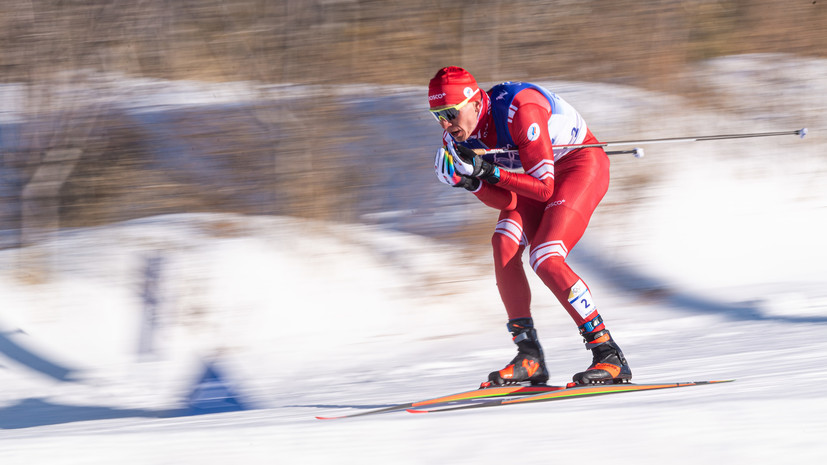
[406,380,734,414]
[314,384,564,420]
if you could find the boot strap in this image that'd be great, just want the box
[583,329,612,350]
[513,331,529,344]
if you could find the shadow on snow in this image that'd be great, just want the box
[570,244,827,324]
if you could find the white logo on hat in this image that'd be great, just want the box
[463,87,474,98]
[527,123,541,141]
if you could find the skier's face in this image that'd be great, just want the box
[437,99,480,143]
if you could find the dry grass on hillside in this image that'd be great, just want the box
[1,0,825,87]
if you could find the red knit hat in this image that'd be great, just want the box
[428,67,480,109]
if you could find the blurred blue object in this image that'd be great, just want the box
[0,328,77,382]
[186,362,247,415]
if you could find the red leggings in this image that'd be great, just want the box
[492,145,609,327]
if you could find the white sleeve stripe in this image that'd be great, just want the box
[525,160,555,181]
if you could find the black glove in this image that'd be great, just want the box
[453,175,481,191]
[451,144,501,184]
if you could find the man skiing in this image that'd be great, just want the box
[429,66,631,386]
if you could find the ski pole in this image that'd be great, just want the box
[476,146,647,158]
[473,128,807,159]
[606,148,645,158]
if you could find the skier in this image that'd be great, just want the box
[429,66,631,386]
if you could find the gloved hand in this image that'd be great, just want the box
[435,146,480,191]
[448,143,501,184]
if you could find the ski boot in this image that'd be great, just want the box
[572,315,632,385]
[485,318,550,387]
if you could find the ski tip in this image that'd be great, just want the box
[315,415,343,420]
[406,408,429,414]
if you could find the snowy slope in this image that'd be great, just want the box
[1,55,827,464]
[1,212,825,465]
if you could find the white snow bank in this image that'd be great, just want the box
[1,54,826,464]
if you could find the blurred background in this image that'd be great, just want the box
[2,0,825,246]
[1,1,827,459]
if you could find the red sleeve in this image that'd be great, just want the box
[471,182,518,211]
[494,89,555,203]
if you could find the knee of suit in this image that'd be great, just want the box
[492,218,527,249]
[528,249,580,293]
[492,230,525,264]
[528,240,569,274]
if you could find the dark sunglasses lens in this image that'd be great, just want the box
[438,108,459,121]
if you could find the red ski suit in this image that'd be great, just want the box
[443,85,609,328]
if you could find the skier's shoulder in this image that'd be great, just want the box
[487,82,553,112]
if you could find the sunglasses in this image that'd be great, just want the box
[429,88,480,123]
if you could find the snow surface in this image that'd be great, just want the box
[2,55,827,464]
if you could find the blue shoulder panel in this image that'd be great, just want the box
[487,82,557,148]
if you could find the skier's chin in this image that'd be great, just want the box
[450,129,467,142]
